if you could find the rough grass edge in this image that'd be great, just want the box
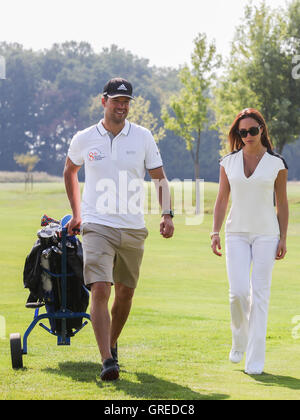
[0,171,63,183]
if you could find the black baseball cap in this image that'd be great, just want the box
[103,78,134,99]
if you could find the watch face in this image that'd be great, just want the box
[162,211,174,218]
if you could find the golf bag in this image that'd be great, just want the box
[23,216,89,337]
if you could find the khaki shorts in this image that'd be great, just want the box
[81,223,148,289]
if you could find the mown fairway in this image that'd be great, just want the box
[0,182,300,400]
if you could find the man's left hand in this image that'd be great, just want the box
[160,216,174,239]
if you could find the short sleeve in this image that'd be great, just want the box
[68,133,84,166]
[219,156,228,173]
[273,153,288,176]
[277,157,288,171]
[145,130,163,170]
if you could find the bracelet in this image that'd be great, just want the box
[210,232,220,239]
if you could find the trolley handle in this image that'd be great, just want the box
[61,228,68,312]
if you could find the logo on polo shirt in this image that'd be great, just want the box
[88,149,106,162]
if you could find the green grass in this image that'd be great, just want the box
[0,182,300,400]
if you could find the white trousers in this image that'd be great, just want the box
[225,233,279,373]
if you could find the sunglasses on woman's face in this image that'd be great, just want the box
[238,126,262,138]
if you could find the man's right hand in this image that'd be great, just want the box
[66,216,82,236]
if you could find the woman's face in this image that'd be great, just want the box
[238,117,263,148]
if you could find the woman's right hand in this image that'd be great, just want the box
[211,234,222,257]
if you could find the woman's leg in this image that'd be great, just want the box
[245,235,279,374]
[225,234,252,353]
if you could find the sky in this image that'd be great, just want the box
[0,0,290,68]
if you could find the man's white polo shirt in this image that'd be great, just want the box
[68,120,163,229]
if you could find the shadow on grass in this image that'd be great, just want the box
[249,372,300,391]
[110,372,229,400]
[44,361,99,383]
[44,361,229,400]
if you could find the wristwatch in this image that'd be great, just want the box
[161,210,174,218]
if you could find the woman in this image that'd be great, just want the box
[211,108,289,375]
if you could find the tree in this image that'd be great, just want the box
[128,96,165,143]
[214,0,300,154]
[0,41,185,178]
[0,43,41,170]
[288,0,300,40]
[162,33,221,181]
[14,153,40,190]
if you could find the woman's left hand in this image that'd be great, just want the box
[276,239,287,260]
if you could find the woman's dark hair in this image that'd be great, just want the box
[228,108,273,152]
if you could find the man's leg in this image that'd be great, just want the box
[110,283,135,349]
[90,282,112,361]
[110,227,147,364]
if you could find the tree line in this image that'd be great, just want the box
[0,0,299,181]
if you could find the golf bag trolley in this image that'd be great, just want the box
[10,215,91,369]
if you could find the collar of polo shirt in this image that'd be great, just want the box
[97,119,131,137]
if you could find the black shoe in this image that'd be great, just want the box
[111,343,119,369]
[101,358,119,381]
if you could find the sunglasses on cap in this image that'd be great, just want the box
[238,126,262,139]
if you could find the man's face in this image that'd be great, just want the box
[102,96,131,124]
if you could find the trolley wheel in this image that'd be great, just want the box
[10,333,23,369]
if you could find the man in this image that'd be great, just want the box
[64,78,174,381]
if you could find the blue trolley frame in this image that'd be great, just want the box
[22,227,90,355]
